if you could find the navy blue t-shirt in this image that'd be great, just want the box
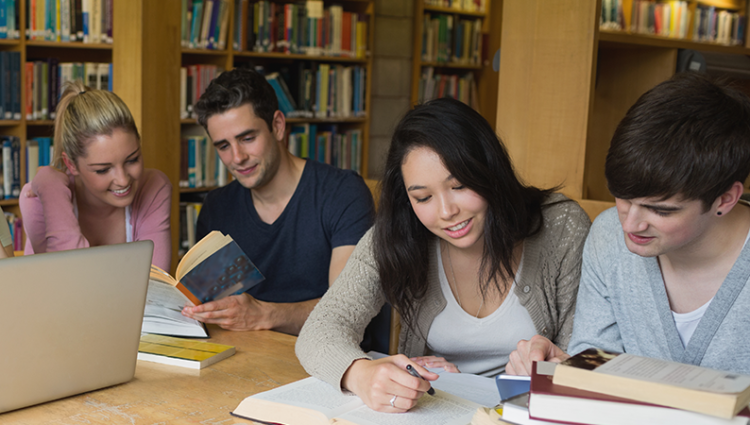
[196,160,374,303]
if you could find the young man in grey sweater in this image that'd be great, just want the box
[508,72,750,375]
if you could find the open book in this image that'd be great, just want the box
[231,376,481,425]
[143,230,264,337]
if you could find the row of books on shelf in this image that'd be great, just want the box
[487,350,750,425]
[1,136,54,200]
[180,63,366,120]
[1,136,20,199]
[180,64,223,120]
[26,60,111,121]
[424,0,487,13]
[0,0,19,39]
[179,201,202,254]
[180,135,228,189]
[0,52,20,120]
[421,13,482,65]
[236,0,368,57]
[181,0,232,50]
[418,67,479,110]
[600,0,746,46]
[4,210,22,251]
[182,0,369,57]
[271,64,366,119]
[287,124,362,174]
[26,137,52,181]
[27,0,113,43]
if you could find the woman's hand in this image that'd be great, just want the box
[341,354,438,412]
[411,355,460,373]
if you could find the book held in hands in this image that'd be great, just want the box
[552,348,750,420]
[143,230,264,337]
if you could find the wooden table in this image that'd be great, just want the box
[2,327,309,424]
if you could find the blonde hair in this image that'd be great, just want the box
[52,80,140,172]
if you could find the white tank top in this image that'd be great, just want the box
[426,239,537,376]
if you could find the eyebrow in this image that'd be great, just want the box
[406,174,456,192]
[88,147,141,167]
[212,128,256,147]
[640,202,682,212]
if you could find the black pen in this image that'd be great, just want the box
[406,364,435,395]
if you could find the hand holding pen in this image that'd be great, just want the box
[406,364,435,395]
[341,354,438,413]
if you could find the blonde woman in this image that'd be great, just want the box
[20,81,172,270]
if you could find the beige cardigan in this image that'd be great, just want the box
[296,193,591,390]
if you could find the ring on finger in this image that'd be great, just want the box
[390,395,397,408]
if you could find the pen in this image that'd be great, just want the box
[406,364,435,395]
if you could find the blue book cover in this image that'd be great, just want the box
[206,0,220,49]
[10,51,18,119]
[180,235,265,304]
[187,137,196,187]
[0,51,8,119]
[38,137,51,166]
[266,74,294,114]
[190,0,204,48]
[0,0,7,39]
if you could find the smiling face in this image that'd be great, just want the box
[401,146,488,252]
[206,103,284,191]
[615,195,714,258]
[66,128,143,209]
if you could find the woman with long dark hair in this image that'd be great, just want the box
[296,98,590,412]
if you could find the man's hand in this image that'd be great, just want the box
[182,293,272,331]
[182,294,320,335]
[506,335,570,375]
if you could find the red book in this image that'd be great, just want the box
[529,363,750,425]
[342,11,351,56]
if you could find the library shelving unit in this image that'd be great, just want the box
[0,0,183,267]
[177,0,374,256]
[409,0,502,128]
[496,0,750,219]
[0,2,118,235]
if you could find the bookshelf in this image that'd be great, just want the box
[0,0,183,268]
[0,0,119,241]
[409,0,502,128]
[497,0,750,220]
[177,0,374,255]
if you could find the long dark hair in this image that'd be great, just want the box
[373,98,554,328]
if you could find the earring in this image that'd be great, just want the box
[717,211,723,216]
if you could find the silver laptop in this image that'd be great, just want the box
[0,240,154,413]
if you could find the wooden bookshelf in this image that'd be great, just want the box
[497,0,750,220]
[177,0,375,255]
[179,0,374,189]
[410,0,502,128]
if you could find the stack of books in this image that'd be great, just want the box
[496,350,750,425]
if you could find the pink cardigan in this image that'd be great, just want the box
[20,166,172,270]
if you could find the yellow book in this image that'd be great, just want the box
[137,334,235,369]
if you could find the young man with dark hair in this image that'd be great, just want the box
[508,72,750,374]
[182,68,375,336]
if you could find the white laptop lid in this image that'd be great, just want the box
[0,240,154,413]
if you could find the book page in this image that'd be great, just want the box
[142,279,207,338]
[339,389,480,425]
[249,377,365,418]
[428,368,498,407]
[596,354,750,393]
